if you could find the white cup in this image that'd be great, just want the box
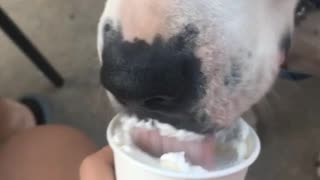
[107,114,261,180]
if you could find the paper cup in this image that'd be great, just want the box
[107,114,261,180]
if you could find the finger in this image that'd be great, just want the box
[80,147,115,180]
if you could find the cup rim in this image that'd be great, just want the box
[107,114,261,179]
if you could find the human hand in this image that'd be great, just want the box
[80,146,115,180]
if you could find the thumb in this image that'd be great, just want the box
[80,146,115,180]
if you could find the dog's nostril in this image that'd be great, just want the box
[143,96,175,110]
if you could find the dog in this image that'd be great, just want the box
[97,0,320,173]
[98,0,298,131]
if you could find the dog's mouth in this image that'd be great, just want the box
[131,123,217,170]
[121,99,234,170]
[126,105,218,134]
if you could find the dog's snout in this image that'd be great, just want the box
[143,96,176,111]
[100,25,206,113]
[100,58,197,112]
[98,0,302,130]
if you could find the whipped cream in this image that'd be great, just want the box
[112,115,209,173]
[160,152,208,173]
[111,114,251,173]
[120,115,205,141]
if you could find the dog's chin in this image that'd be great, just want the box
[107,93,238,135]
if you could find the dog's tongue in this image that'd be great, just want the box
[132,127,216,169]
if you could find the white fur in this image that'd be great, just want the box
[97,0,122,62]
[98,0,300,125]
[97,0,300,125]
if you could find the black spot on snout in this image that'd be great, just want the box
[100,23,206,114]
[104,23,111,32]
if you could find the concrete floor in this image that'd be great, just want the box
[0,0,115,146]
[0,0,319,179]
